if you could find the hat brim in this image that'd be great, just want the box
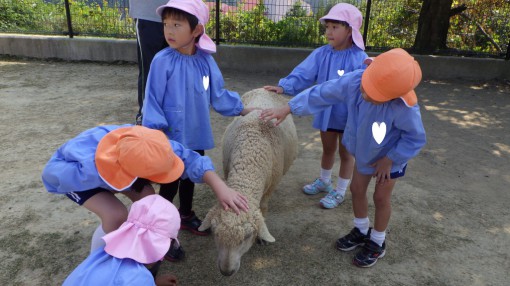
[95,126,185,191]
[103,222,172,264]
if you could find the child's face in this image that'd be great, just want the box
[324,21,353,50]
[163,15,202,55]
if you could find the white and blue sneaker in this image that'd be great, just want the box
[303,178,333,195]
[319,190,344,209]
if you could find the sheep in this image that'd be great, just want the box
[198,88,298,276]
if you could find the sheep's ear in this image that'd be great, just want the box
[198,211,212,231]
[257,221,275,243]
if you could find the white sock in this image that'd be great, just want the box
[320,168,332,183]
[90,224,106,253]
[335,177,350,196]
[370,229,386,247]
[353,217,370,235]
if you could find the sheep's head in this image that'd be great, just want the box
[199,205,274,276]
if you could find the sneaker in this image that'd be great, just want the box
[320,191,344,209]
[303,178,333,195]
[336,227,371,251]
[164,241,185,262]
[180,211,210,236]
[352,240,386,268]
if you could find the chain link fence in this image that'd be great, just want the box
[1,0,509,59]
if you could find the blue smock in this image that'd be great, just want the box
[41,124,214,194]
[142,48,244,150]
[278,45,367,131]
[289,70,426,175]
[62,247,155,286]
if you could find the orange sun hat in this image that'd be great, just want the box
[361,48,422,107]
[95,126,184,191]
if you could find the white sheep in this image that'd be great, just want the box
[199,88,298,276]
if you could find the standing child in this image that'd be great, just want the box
[260,48,426,267]
[264,3,368,209]
[63,194,180,286]
[142,0,254,241]
[41,125,248,260]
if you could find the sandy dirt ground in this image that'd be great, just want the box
[0,58,509,286]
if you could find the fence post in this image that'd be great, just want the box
[363,0,371,48]
[215,0,220,45]
[64,0,74,38]
[506,39,509,60]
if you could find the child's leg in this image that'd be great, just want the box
[159,181,179,203]
[372,179,397,241]
[83,192,128,233]
[336,133,355,197]
[303,131,336,195]
[350,168,371,219]
[320,131,338,181]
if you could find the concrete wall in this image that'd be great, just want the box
[1,33,509,81]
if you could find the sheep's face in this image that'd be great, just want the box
[211,210,259,276]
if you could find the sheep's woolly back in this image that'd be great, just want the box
[204,88,298,246]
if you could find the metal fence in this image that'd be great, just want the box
[1,0,509,59]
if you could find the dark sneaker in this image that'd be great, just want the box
[352,240,386,268]
[180,211,210,236]
[164,241,185,262]
[336,227,371,251]
[147,260,161,277]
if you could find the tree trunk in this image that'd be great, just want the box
[413,0,454,53]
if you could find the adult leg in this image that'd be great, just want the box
[135,19,167,122]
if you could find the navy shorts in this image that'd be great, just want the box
[66,188,109,205]
[326,128,344,134]
[390,165,407,179]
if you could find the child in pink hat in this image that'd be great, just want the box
[141,0,256,250]
[264,3,369,210]
[63,194,180,285]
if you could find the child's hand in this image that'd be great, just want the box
[370,156,393,185]
[216,186,250,215]
[263,85,284,94]
[259,105,291,126]
[155,274,178,286]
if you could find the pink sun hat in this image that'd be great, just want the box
[156,0,216,54]
[319,3,365,50]
[102,194,181,264]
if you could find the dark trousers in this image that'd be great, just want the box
[159,150,205,216]
[135,19,167,121]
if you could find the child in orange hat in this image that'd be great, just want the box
[42,125,249,262]
[260,48,426,267]
[264,3,369,209]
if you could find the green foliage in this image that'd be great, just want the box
[0,0,508,56]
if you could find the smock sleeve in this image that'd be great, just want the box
[278,48,321,95]
[170,140,215,183]
[206,56,244,116]
[142,53,170,131]
[386,104,427,165]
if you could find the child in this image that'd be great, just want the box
[142,0,254,239]
[260,48,426,267]
[42,125,248,259]
[264,3,368,209]
[63,194,180,285]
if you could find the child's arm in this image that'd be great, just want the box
[276,48,323,95]
[260,70,362,125]
[141,55,170,130]
[169,140,249,214]
[203,171,249,215]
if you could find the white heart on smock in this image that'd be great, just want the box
[337,70,345,77]
[372,122,386,145]
[203,76,209,91]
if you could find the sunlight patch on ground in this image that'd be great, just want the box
[424,105,499,128]
[251,257,279,270]
[491,143,510,157]
[433,212,444,222]
[0,61,28,67]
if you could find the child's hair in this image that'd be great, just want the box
[323,19,350,28]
